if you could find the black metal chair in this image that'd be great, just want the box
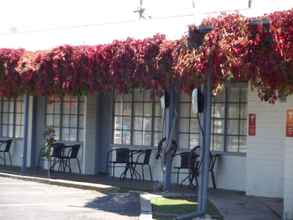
[107,148,130,178]
[61,144,81,174]
[173,146,200,186]
[131,149,153,181]
[50,142,65,171]
[0,139,13,166]
[209,152,220,189]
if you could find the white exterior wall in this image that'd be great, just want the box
[246,89,286,198]
[283,96,293,220]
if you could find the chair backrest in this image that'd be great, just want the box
[51,143,64,158]
[142,149,152,164]
[3,139,13,152]
[180,152,192,169]
[115,148,130,163]
[68,144,80,159]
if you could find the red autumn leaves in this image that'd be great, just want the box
[0,9,292,102]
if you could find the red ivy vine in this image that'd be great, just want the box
[0,9,292,102]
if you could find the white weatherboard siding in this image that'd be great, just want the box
[214,155,246,191]
[246,89,285,198]
[284,137,293,220]
[283,96,293,220]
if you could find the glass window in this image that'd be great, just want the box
[45,96,85,142]
[113,89,162,146]
[179,83,248,153]
[0,97,24,138]
[178,94,200,149]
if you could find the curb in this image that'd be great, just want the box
[0,172,115,192]
[139,193,154,220]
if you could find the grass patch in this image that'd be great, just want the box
[151,197,223,220]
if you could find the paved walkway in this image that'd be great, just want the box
[0,177,140,220]
[209,190,282,220]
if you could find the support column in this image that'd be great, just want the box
[163,86,177,191]
[21,95,30,174]
[83,95,98,175]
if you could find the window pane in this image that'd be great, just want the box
[213,103,225,118]
[179,119,189,133]
[123,103,132,116]
[212,135,224,151]
[213,89,225,102]
[144,90,152,102]
[153,132,162,146]
[53,115,60,127]
[79,129,84,142]
[213,119,225,134]
[180,93,190,102]
[239,136,247,153]
[154,103,161,117]
[115,102,123,115]
[228,87,240,102]
[179,134,189,149]
[63,115,70,127]
[122,117,131,130]
[62,128,70,141]
[143,118,152,131]
[239,120,247,135]
[70,116,78,128]
[134,117,143,130]
[227,120,239,135]
[143,131,152,146]
[240,104,247,119]
[190,133,200,147]
[227,136,239,152]
[114,117,122,129]
[133,131,143,145]
[113,130,122,144]
[134,89,143,101]
[228,104,240,119]
[46,115,53,127]
[144,103,152,116]
[240,87,247,102]
[122,131,131,145]
[190,119,199,133]
[123,93,132,102]
[134,103,143,116]
[180,103,190,117]
[154,118,162,131]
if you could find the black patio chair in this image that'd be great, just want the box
[131,149,153,181]
[61,144,81,174]
[50,142,65,171]
[0,139,13,166]
[107,148,130,178]
[209,152,220,189]
[173,146,200,186]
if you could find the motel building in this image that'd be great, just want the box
[0,1,292,219]
[0,84,292,218]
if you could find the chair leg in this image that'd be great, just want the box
[148,165,153,181]
[112,164,115,177]
[176,169,180,185]
[8,153,12,166]
[211,170,216,189]
[76,159,81,174]
[141,165,145,181]
[3,153,6,166]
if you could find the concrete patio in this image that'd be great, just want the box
[0,166,283,220]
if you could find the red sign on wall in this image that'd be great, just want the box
[286,110,293,137]
[248,113,256,136]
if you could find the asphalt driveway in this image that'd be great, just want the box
[0,177,140,220]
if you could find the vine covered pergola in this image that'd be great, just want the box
[0,8,291,102]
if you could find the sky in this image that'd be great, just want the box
[0,0,292,50]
